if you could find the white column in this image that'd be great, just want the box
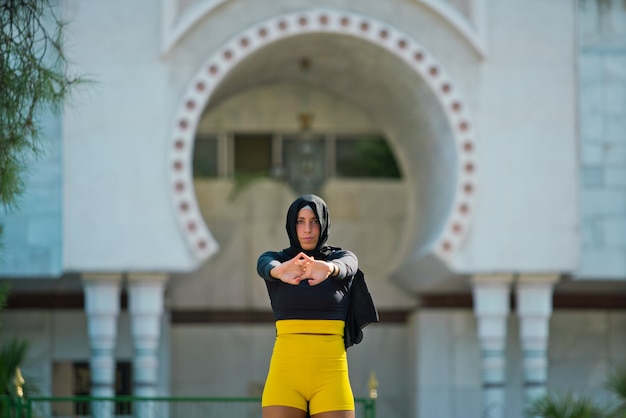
[83,273,122,418]
[472,274,513,418]
[128,273,167,398]
[516,274,559,404]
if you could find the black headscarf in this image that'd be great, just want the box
[284,194,331,258]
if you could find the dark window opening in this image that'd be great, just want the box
[336,136,401,178]
[234,134,272,176]
[192,132,402,183]
[71,362,132,415]
[192,135,218,178]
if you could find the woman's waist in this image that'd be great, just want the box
[275,319,345,336]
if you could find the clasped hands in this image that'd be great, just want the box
[270,252,334,286]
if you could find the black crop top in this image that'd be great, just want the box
[257,249,358,321]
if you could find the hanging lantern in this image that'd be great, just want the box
[285,58,327,195]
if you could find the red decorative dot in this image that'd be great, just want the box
[223,50,233,60]
[441,83,451,93]
[278,20,287,30]
[186,100,195,110]
[174,140,184,150]
[459,121,469,131]
[197,240,207,249]
[464,183,473,194]
[463,141,474,152]
[187,222,197,232]
[429,66,439,77]
[258,27,267,37]
[319,15,328,25]
[196,81,205,92]
[379,29,388,39]
[175,182,185,192]
[209,65,218,75]
[173,161,183,171]
[179,119,188,130]
[298,16,307,26]
[398,39,407,49]
[341,17,349,26]
[179,202,189,212]
[451,101,462,112]
[465,162,475,173]
[360,22,369,31]
[442,241,452,251]
[414,51,424,61]
[459,203,469,214]
[240,37,249,48]
[452,223,462,234]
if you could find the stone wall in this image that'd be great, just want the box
[0,112,63,277]
[578,0,626,278]
[413,309,626,418]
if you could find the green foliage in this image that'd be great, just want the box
[0,287,42,418]
[0,283,6,312]
[527,367,626,418]
[353,138,401,178]
[0,338,29,398]
[339,137,402,179]
[0,0,86,209]
[0,284,31,417]
[606,367,626,418]
[526,393,606,418]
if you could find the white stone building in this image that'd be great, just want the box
[1,1,625,417]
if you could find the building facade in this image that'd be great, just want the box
[1,1,625,417]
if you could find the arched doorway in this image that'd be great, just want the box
[167,9,478,287]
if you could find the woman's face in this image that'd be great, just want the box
[296,208,320,251]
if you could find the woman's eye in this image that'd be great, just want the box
[312,220,320,225]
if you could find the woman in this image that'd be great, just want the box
[257,194,359,418]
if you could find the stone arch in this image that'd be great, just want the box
[162,1,486,58]
[167,8,478,265]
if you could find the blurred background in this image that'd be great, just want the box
[0,1,625,417]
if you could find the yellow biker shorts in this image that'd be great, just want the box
[262,319,355,415]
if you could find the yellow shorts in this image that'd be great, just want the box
[262,319,354,415]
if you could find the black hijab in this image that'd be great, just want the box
[284,194,331,258]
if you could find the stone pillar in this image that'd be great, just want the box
[516,274,559,404]
[83,273,122,418]
[472,274,514,418]
[128,273,167,399]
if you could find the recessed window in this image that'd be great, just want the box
[336,136,401,178]
[234,134,273,176]
[52,361,132,416]
[193,135,218,178]
[192,132,402,183]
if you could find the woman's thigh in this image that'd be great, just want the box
[262,405,308,418]
[312,410,355,418]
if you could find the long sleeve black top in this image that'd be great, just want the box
[257,249,358,321]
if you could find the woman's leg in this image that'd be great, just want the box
[311,410,355,418]
[263,406,308,418]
